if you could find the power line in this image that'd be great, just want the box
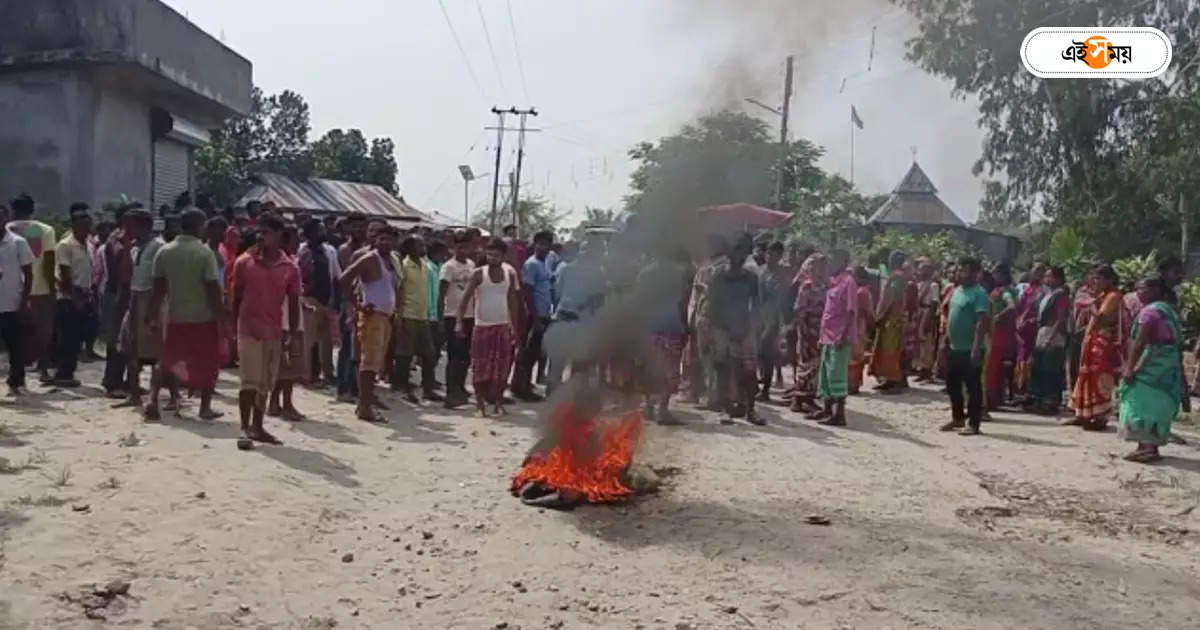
[421,130,487,208]
[438,0,487,99]
[506,0,532,102]
[476,0,509,99]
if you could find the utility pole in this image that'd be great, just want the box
[488,107,507,234]
[485,106,540,235]
[510,107,538,237]
[776,55,794,211]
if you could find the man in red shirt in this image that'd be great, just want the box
[232,215,300,446]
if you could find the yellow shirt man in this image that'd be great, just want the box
[397,255,428,321]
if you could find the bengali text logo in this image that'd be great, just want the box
[1021,27,1171,79]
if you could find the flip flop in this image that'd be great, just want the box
[198,409,225,421]
[1123,451,1162,463]
[249,430,282,445]
[357,410,388,424]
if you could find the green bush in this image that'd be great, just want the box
[851,230,979,269]
[1176,279,1200,345]
[1112,252,1158,293]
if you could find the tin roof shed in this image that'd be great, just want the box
[236,172,429,220]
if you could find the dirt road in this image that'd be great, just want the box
[2,364,1199,629]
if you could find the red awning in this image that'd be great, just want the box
[698,203,792,229]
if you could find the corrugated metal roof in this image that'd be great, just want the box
[235,172,430,220]
[867,161,966,227]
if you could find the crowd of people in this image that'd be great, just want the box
[0,191,1191,462]
[678,236,1191,464]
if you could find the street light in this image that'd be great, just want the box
[458,165,490,226]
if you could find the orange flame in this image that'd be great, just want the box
[511,403,644,503]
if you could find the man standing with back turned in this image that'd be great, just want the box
[942,256,992,436]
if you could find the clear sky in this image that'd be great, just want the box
[164,0,987,225]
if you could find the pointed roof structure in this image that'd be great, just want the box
[866,161,966,228]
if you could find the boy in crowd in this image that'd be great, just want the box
[440,233,476,408]
[0,203,34,396]
[709,235,763,426]
[116,207,164,410]
[394,235,442,403]
[51,205,93,387]
[809,249,857,426]
[6,194,57,383]
[335,212,368,402]
[339,224,398,423]
[297,218,341,386]
[512,230,555,401]
[268,224,306,421]
[942,256,992,436]
[457,238,520,416]
[232,215,300,445]
[145,209,223,421]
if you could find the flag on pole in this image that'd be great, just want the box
[851,105,864,130]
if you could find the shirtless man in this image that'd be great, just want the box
[338,225,398,422]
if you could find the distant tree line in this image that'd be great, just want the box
[195,87,400,206]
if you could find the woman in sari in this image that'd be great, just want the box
[870,251,910,393]
[935,265,957,382]
[984,263,1018,410]
[1013,262,1048,402]
[1119,275,1188,463]
[790,253,828,413]
[1068,265,1126,430]
[912,260,941,382]
[1067,267,1098,395]
[849,266,875,395]
[1028,266,1070,414]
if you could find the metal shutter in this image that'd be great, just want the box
[152,138,191,209]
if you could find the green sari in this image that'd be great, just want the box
[1118,301,1182,446]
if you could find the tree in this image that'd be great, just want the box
[894,0,1200,257]
[471,195,568,235]
[196,87,313,206]
[625,110,783,216]
[310,129,370,183]
[367,138,399,194]
[309,129,400,192]
[196,87,402,205]
[568,207,624,241]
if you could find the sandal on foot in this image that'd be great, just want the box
[248,429,282,445]
[1123,450,1162,463]
[198,409,225,421]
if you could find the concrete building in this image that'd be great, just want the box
[0,0,252,214]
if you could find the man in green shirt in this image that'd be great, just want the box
[943,256,992,435]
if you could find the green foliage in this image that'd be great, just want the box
[471,195,569,235]
[625,110,778,215]
[625,109,885,250]
[1046,226,1090,288]
[852,230,977,269]
[1176,280,1200,344]
[569,207,624,241]
[895,0,1200,259]
[1112,252,1158,293]
[195,87,400,206]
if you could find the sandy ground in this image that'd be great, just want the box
[2,361,1200,630]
